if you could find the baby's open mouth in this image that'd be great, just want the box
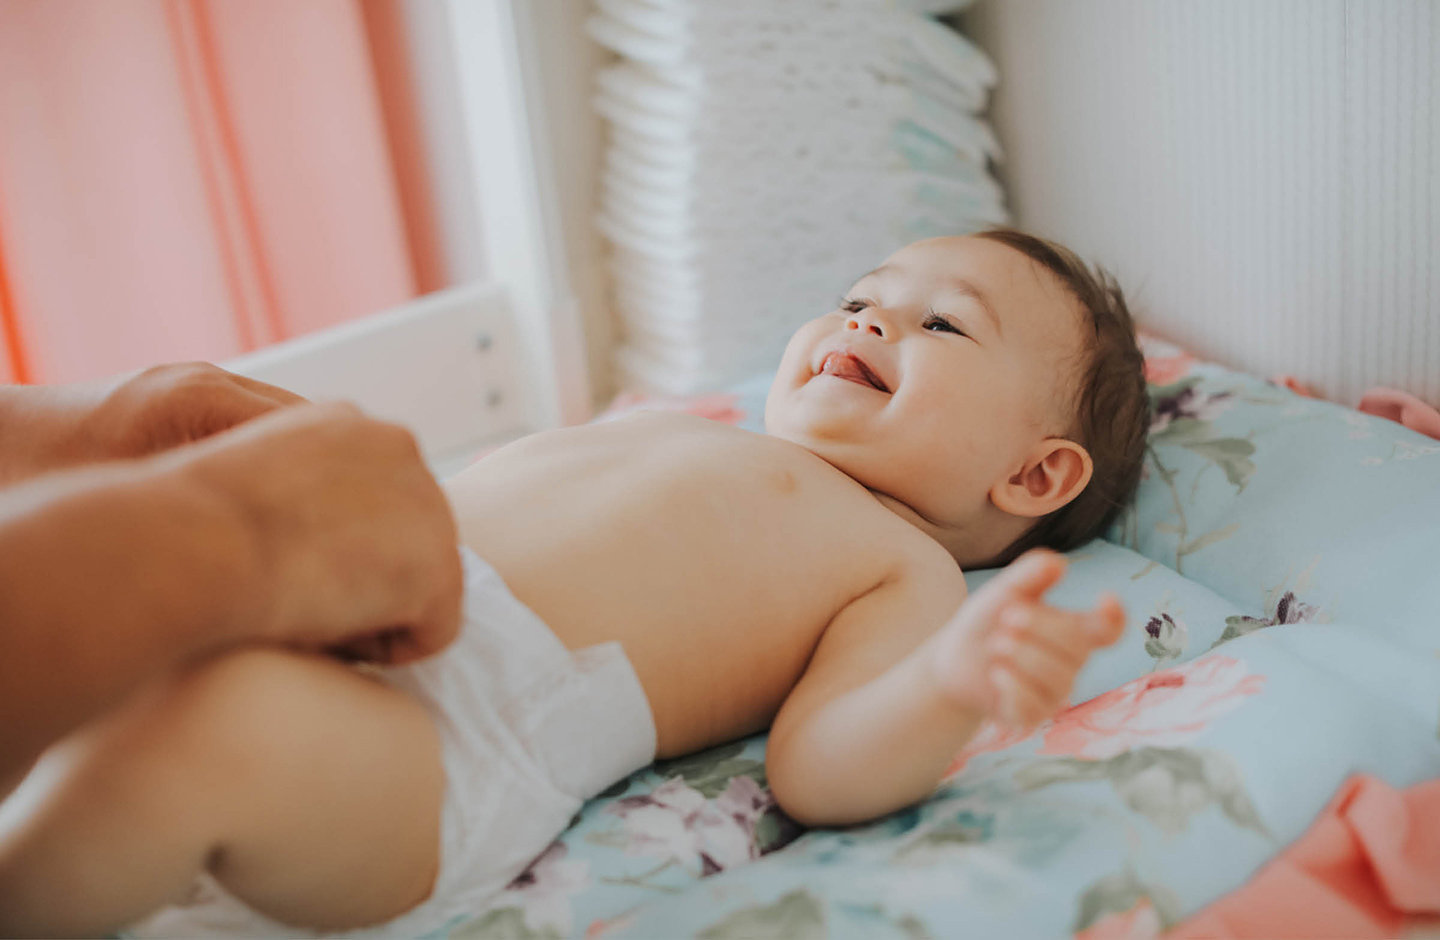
[819,351,890,393]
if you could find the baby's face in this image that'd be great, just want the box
[765,235,1086,537]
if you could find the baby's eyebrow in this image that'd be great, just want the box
[941,278,1003,340]
[850,265,890,286]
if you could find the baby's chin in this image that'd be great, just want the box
[766,385,887,441]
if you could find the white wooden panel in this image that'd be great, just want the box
[440,0,594,427]
[224,282,528,466]
[965,0,1439,406]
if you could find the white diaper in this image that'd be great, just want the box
[127,546,657,939]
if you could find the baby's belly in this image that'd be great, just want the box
[449,491,865,757]
[466,532,832,758]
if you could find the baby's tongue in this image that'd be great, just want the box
[825,355,878,389]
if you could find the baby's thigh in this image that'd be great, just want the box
[158,647,448,930]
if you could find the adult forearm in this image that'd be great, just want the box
[0,459,263,777]
[765,651,984,827]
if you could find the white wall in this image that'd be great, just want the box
[965,0,1439,406]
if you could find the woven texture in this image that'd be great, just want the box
[968,0,1440,408]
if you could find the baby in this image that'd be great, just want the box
[0,231,1150,936]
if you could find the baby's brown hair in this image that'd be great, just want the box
[975,229,1149,567]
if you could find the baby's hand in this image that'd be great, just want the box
[930,549,1125,731]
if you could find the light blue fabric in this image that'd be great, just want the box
[438,345,1440,938]
[1115,338,1440,645]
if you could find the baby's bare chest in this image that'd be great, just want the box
[445,414,931,753]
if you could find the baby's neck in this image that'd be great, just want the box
[864,488,1021,571]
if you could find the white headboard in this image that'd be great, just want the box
[224,282,529,478]
[966,0,1438,407]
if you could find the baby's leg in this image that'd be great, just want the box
[0,648,445,937]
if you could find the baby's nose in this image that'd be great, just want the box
[845,315,886,338]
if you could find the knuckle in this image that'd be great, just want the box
[307,401,365,432]
[161,360,221,387]
[381,422,424,459]
[323,400,364,419]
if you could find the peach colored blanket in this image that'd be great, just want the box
[1173,774,1440,939]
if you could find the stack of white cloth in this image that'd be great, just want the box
[589,0,1009,394]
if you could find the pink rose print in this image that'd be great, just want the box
[1041,656,1264,760]
[585,910,638,939]
[607,775,771,875]
[598,392,746,426]
[943,720,1038,779]
[1143,354,1195,387]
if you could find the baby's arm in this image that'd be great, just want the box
[766,550,1123,827]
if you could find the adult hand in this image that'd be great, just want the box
[0,362,304,485]
[176,401,464,664]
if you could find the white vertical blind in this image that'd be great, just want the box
[966,0,1439,406]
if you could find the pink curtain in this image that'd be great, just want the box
[0,0,417,384]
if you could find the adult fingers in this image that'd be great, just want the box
[184,371,308,440]
[226,372,309,407]
[389,547,464,664]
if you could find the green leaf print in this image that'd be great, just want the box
[1072,870,1147,934]
[1013,756,1115,789]
[1180,438,1256,491]
[1152,416,1210,444]
[1147,376,1202,403]
[1210,614,1267,649]
[700,890,826,940]
[1200,749,1272,838]
[1072,870,1184,933]
[896,913,932,940]
[1017,747,1271,839]
[653,741,765,798]
[894,812,994,860]
[1179,522,1241,558]
[754,806,805,856]
[452,906,562,940]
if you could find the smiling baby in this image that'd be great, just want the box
[0,230,1151,937]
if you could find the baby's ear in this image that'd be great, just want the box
[989,439,1093,519]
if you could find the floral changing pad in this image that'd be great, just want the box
[437,337,1440,939]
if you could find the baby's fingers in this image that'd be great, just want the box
[990,666,1061,731]
[996,603,1098,667]
[989,633,1078,706]
[982,550,1067,608]
[1091,593,1127,647]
